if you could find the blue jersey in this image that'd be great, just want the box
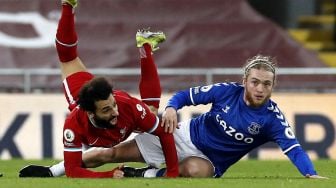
[167,82,316,177]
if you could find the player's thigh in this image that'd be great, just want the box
[111,139,145,163]
[60,57,87,79]
[82,141,144,164]
[62,71,94,110]
[179,156,214,177]
[81,147,110,167]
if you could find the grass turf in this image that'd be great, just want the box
[0,159,334,188]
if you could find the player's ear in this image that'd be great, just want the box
[242,77,247,86]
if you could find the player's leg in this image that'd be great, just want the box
[19,147,108,178]
[56,0,94,111]
[120,151,214,178]
[178,156,214,177]
[123,120,215,178]
[81,149,214,178]
[136,29,166,115]
[36,140,144,177]
[82,140,145,167]
[125,156,214,178]
[56,0,85,80]
[48,146,112,176]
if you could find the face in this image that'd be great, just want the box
[89,94,119,128]
[243,68,274,108]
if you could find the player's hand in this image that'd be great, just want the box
[161,107,179,133]
[305,174,329,179]
[112,164,125,178]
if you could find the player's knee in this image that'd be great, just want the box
[180,160,203,177]
[179,157,213,177]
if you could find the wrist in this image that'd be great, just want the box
[165,106,177,111]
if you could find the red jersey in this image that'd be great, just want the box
[63,90,178,178]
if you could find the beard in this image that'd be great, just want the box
[245,88,271,108]
[92,116,114,129]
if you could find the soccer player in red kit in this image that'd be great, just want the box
[19,0,178,178]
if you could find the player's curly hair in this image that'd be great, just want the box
[77,77,113,112]
[243,54,277,82]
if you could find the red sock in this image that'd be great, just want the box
[55,4,78,63]
[139,44,161,109]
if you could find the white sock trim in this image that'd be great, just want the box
[55,38,78,47]
[49,161,65,177]
[143,169,159,178]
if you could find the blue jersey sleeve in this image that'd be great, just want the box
[266,104,299,152]
[266,103,316,176]
[166,88,193,110]
[286,146,317,176]
[166,83,237,110]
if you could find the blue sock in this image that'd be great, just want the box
[156,168,166,177]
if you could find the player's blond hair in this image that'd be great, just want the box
[243,54,277,82]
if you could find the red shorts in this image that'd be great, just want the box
[62,72,94,111]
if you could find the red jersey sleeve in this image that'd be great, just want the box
[63,108,116,178]
[63,151,117,178]
[153,129,179,177]
[130,99,179,177]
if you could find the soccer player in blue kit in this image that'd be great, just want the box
[128,54,327,178]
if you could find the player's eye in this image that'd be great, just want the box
[263,81,272,87]
[101,108,111,114]
[251,80,258,86]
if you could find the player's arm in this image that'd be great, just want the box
[275,138,322,178]
[135,102,179,177]
[280,143,327,178]
[268,106,327,178]
[160,88,192,133]
[63,150,122,178]
[63,120,122,178]
[150,120,179,177]
[163,83,230,132]
[285,146,324,178]
[166,83,232,110]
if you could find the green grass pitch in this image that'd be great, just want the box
[0,159,334,188]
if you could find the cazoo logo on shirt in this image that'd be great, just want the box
[216,114,254,144]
